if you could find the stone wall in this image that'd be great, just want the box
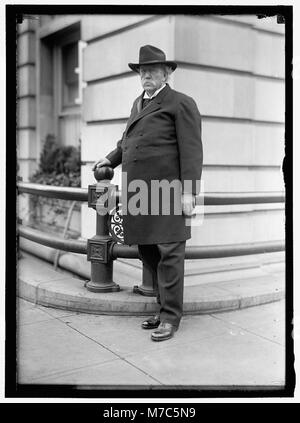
[79,14,285,248]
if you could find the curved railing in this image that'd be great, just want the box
[18,182,89,201]
[19,225,87,254]
[19,226,285,259]
[17,181,285,295]
[18,182,285,205]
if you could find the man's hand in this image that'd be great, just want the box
[92,157,112,171]
[181,193,196,216]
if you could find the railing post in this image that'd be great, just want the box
[107,200,158,297]
[133,262,158,297]
[85,168,120,293]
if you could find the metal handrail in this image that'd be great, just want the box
[19,225,284,259]
[199,192,285,205]
[19,226,87,254]
[18,182,285,205]
[18,182,88,201]
[111,240,285,259]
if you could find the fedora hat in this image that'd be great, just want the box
[128,45,177,73]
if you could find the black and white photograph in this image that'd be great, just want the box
[4,2,296,403]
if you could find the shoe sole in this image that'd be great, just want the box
[141,323,160,330]
[151,333,174,342]
[151,328,177,342]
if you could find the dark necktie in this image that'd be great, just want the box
[142,97,153,109]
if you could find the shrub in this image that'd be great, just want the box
[28,135,81,235]
[30,134,81,187]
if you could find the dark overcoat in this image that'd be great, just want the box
[106,84,203,245]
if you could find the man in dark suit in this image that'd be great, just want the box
[93,45,203,341]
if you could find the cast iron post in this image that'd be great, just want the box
[108,197,157,297]
[86,167,120,293]
[133,263,158,297]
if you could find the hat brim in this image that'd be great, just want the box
[128,60,177,73]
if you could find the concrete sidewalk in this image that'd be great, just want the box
[17,297,285,387]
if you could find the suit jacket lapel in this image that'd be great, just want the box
[137,96,143,113]
[124,94,143,135]
[125,84,170,134]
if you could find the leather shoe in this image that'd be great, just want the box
[141,314,160,330]
[151,322,178,342]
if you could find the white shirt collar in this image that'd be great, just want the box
[143,83,166,99]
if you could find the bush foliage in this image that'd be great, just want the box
[27,135,81,234]
[30,134,81,187]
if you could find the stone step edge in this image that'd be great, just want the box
[18,274,285,316]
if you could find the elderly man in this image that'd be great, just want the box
[93,45,203,341]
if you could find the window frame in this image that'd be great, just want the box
[52,27,82,122]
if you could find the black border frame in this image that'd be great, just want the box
[6,3,294,401]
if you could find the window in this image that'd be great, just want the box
[61,41,79,107]
[40,22,85,146]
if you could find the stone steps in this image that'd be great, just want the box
[18,252,285,316]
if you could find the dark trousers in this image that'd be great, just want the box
[138,241,186,328]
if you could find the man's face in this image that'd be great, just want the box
[139,64,166,95]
